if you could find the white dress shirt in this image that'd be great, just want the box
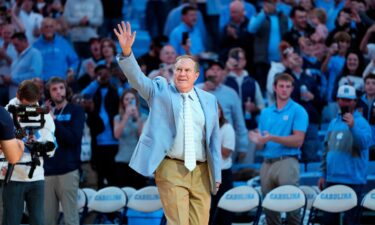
[168,89,206,161]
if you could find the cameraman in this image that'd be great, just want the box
[0,106,24,164]
[1,80,56,225]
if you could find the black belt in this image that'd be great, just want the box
[264,155,298,164]
[165,156,206,165]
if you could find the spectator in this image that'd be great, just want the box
[0,24,17,106]
[82,65,119,188]
[99,0,123,39]
[283,6,314,50]
[6,32,43,99]
[169,5,205,56]
[137,35,168,75]
[148,44,177,82]
[249,73,308,225]
[299,0,315,12]
[310,8,329,43]
[44,77,85,225]
[97,38,117,68]
[209,103,236,225]
[218,0,256,32]
[33,18,79,82]
[63,0,103,58]
[326,8,366,49]
[318,85,372,225]
[14,0,43,44]
[196,60,249,163]
[1,80,55,225]
[219,0,253,69]
[357,73,375,160]
[248,0,290,92]
[333,50,366,98]
[113,89,148,189]
[77,37,102,90]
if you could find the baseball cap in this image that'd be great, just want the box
[207,59,224,69]
[337,85,356,100]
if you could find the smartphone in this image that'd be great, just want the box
[340,106,350,120]
[182,32,189,45]
[130,99,136,107]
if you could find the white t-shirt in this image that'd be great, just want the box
[219,123,235,170]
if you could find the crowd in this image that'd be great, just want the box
[0,0,373,224]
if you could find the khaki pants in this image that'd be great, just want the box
[260,157,300,225]
[155,158,211,225]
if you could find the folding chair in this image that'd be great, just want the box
[212,185,262,225]
[262,185,307,225]
[88,186,127,224]
[299,185,319,224]
[126,186,166,225]
[121,186,137,199]
[307,184,357,225]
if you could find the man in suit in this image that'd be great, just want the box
[114,21,221,225]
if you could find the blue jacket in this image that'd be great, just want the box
[33,34,79,81]
[321,111,372,184]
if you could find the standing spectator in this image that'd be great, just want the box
[196,60,249,163]
[63,0,103,58]
[44,77,85,225]
[209,103,236,225]
[357,73,375,160]
[6,32,42,99]
[82,65,119,188]
[137,35,168,76]
[220,0,253,69]
[283,6,314,50]
[99,0,122,39]
[248,0,290,92]
[148,44,177,81]
[113,89,148,189]
[318,85,372,225]
[0,24,17,106]
[14,0,43,44]
[249,73,308,225]
[1,80,55,225]
[33,18,79,82]
[169,5,205,56]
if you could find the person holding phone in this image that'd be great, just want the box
[113,89,147,188]
[318,85,372,225]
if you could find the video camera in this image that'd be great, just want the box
[2,104,55,183]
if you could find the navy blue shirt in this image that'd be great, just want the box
[0,106,15,140]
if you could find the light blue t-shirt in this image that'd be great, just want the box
[259,99,309,158]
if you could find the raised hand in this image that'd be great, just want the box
[113,21,136,56]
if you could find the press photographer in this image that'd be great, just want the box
[0,80,56,225]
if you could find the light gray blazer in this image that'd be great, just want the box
[117,53,221,194]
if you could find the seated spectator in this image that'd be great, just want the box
[113,89,148,189]
[169,5,206,56]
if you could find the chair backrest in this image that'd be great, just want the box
[82,188,97,212]
[77,189,87,211]
[299,185,319,210]
[88,186,127,213]
[127,186,163,213]
[262,185,306,212]
[122,186,137,199]
[312,185,357,213]
[218,185,261,213]
[361,188,375,211]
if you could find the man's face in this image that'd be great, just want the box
[160,45,176,65]
[205,65,223,86]
[182,10,197,27]
[2,25,14,42]
[90,40,101,56]
[287,52,303,69]
[96,68,111,85]
[365,78,375,97]
[338,11,351,27]
[274,80,294,101]
[12,38,27,54]
[337,98,356,111]
[230,4,245,23]
[49,82,66,104]
[41,20,56,40]
[293,10,307,30]
[173,58,199,93]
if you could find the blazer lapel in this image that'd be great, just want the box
[194,87,211,144]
